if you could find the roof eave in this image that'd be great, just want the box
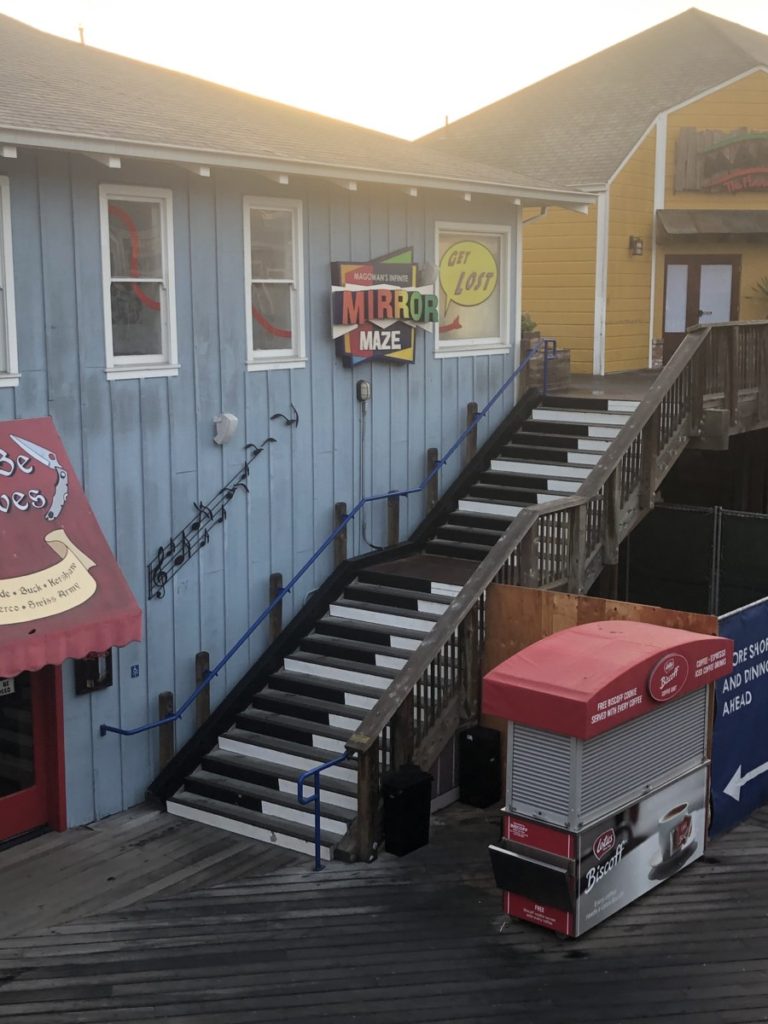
[0,126,594,209]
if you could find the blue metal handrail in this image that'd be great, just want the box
[100,338,555,738]
[297,751,354,871]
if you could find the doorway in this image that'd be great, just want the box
[662,255,740,362]
[0,667,64,843]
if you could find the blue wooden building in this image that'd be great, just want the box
[0,15,590,848]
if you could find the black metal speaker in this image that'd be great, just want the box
[459,726,501,808]
[381,763,433,857]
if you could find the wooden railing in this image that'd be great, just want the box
[344,320,768,860]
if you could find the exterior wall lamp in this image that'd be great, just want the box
[629,235,644,256]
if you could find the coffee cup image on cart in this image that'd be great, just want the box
[658,803,693,859]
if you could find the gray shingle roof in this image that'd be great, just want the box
[0,14,585,202]
[420,8,768,189]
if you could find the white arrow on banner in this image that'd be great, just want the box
[723,761,768,802]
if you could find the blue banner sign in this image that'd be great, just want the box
[711,597,768,835]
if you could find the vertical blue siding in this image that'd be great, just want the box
[3,155,522,824]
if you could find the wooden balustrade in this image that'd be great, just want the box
[346,321,768,861]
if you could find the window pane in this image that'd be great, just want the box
[251,283,292,351]
[250,208,293,280]
[438,232,502,342]
[111,282,163,356]
[108,200,163,278]
[664,265,688,333]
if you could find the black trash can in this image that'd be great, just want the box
[381,763,433,856]
[459,726,501,808]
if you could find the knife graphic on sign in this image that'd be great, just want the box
[10,434,69,521]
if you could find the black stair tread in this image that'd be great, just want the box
[202,749,358,797]
[269,667,386,700]
[317,614,428,644]
[465,482,545,504]
[425,539,491,561]
[222,727,356,769]
[298,633,410,663]
[505,431,607,449]
[237,707,355,743]
[185,769,357,822]
[168,791,341,848]
[253,688,369,722]
[284,650,400,679]
[436,528,499,547]
[356,569,439,594]
[445,510,520,532]
[436,523,505,541]
[501,443,599,462]
[455,496,526,514]
[329,597,442,624]
[492,453,591,471]
[344,581,453,606]
[476,468,575,489]
[519,420,591,436]
[540,395,615,411]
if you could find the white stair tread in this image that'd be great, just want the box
[532,409,629,426]
[458,499,523,518]
[490,459,590,479]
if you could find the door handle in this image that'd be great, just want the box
[698,309,712,317]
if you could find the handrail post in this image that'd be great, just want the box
[356,740,379,862]
[603,469,621,566]
[391,692,414,770]
[640,409,660,510]
[517,526,539,587]
[426,449,439,511]
[387,495,400,547]
[567,504,587,593]
[458,607,481,718]
[269,573,283,641]
[158,692,175,768]
[334,502,348,566]
[727,325,739,426]
[690,350,706,437]
[195,652,210,730]
[464,402,479,465]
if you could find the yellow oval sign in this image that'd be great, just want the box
[439,241,498,308]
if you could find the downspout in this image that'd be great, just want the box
[593,191,609,376]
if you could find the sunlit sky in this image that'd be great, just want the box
[2,1,768,139]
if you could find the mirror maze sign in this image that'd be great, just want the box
[331,249,438,366]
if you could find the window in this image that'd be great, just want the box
[0,176,19,386]
[244,197,305,369]
[100,185,177,379]
[435,222,511,357]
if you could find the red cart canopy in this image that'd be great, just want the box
[483,620,732,739]
[0,418,141,677]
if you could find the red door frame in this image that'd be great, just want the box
[0,665,66,842]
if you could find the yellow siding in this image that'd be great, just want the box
[605,128,656,373]
[521,205,597,374]
[653,71,768,335]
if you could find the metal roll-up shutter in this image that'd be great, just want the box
[580,688,708,823]
[509,725,572,826]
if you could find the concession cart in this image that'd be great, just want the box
[483,620,733,937]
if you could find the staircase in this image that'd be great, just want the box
[164,393,639,860]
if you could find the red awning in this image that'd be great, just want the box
[0,418,141,677]
[483,620,732,739]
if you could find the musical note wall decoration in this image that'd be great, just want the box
[270,403,300,428]
[147,439,276,599]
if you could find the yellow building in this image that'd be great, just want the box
[423,9,768,375]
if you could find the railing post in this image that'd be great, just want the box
[517,526,539,587]
[195,651,210,730]
[567,504,587,593]
[387,495,400,547]
[390,692,414,770]
[689,350,706,437]
[356,741,379,862]
[464,402,479,465]
[727,325,739,426]
[334,502,348,566]
[603,469,621,565]
[426,448,439,511]
[640,409,660,510]
[158,691,175,768]
[458,607,481,718]
[269,572,283,642]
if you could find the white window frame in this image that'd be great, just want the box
[434,220,512,358]
[0,176,19,387]
[244,196,306,371]
[99,184,178,381]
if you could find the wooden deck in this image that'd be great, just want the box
[2,801,768,1023]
